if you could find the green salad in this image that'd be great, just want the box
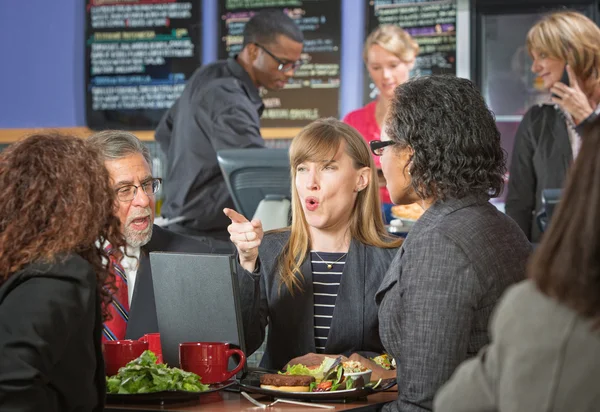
[106,350,209,394]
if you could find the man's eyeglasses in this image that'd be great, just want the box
[115,178,162,202]
[254,43,303,73]
[370,140,396,156]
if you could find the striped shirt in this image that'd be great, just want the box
[310,251,347,353]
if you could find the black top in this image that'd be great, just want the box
[0,254,105,412]
[505,104,572,242]
[155,57,265,237]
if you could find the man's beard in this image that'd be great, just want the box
[124,208,153,248]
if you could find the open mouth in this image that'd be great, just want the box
[129,216,150,230]
[305,197,319,212]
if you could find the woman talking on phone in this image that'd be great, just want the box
[506,10,600,242]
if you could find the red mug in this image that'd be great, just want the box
[138,333,163,364]
[103,339,148,376]
[179,342,246,384]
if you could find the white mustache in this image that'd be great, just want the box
[126,208,152,226]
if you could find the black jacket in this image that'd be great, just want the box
[505,104,572,242]
[238,230,399,370]
[155,57,265,236]
[125,225,213,339]
[0,254,105,412]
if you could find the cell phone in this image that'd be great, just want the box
[551,67,570,98]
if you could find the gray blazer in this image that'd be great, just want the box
[376,196,532,412]
[238,230,399,370]
[435,280,600,412]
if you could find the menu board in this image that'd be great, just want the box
[85,0,201,130]
[364,0,456,102]
[218,0,342,129]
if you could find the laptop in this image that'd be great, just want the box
[149,252,246,375]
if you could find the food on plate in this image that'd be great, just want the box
[260,373,315,392]
[371,354,396,370]
[106,350,209,394]
[281,357,364,392]
[391,203,424,221]
[342,360,369,373]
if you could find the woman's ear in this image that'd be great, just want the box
[355,167,371,192]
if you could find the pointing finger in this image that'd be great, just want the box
[223,208,249,224]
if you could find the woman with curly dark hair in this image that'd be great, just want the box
[435,119,600,412]
[361,75,532,412]
[0,133,125,412]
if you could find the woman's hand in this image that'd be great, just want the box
[551,65,595,124]
[223,208,263,272]
[285,353,348,369]
[348,353,396,381]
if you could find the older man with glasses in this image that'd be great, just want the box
[155,9,304,247]
[87,130,213,341]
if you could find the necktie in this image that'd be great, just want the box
[102,245,129,341]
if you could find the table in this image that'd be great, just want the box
[104,389,398,412]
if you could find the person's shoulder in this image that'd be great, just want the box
[13,254,95,285]
[522,103,559,125]
[189,61,246,100]
[261,229,291,252]
[363,240,400,260]
[491,280,564,337]
[343,102,376,126]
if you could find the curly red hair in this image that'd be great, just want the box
[0,133,126,319]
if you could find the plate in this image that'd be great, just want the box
[106,380,236,404]
[238,378,397,402]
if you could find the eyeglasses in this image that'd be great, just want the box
[254,43,303,73]
[115,178,162,202]
[369,140,396,156]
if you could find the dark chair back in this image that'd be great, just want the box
[217,148,291,219]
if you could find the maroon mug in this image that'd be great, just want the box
[138,333,163,364]
[179,342,246,384]
[103,339,148,376]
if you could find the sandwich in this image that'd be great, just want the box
[259,374,315,392]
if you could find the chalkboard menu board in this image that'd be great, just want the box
[85,0,201,130]
[364,0,456,103]
[218,0,342,129]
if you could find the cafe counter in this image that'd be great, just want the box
[0,127,302,144]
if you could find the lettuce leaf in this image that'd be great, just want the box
[106,350,209,394]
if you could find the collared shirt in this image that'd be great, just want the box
[100,240,140,307]
[120,246,140,306]
[155,57,265,234]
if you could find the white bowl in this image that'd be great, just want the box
[344,369,372,384]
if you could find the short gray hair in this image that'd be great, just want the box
[87,130,152,166]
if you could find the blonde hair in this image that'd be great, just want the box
[363,24,420,63]
[276,118,402,293]
[526,11,600,95]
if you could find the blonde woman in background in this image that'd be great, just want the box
[224,118,402,372]
[344,24,419,207]
[506,10,600,242]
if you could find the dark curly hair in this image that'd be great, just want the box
[0,133,126,320]
[385,75,506,201]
